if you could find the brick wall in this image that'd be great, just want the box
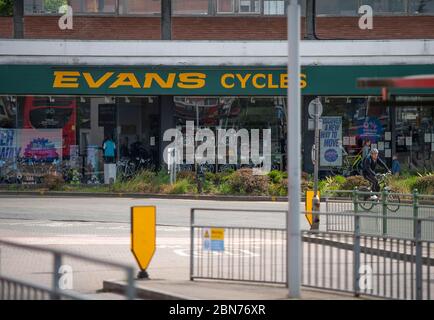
[0,17,13,38]
[0,15,433,40]
[172,16,293,40]
[24,16,160,39]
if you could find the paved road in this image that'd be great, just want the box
[0,196,312,298]
[0,196,316,229]
[1,196,429,299]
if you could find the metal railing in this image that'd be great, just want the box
[303,212,433,300]
[190,207,434,300]
[324,189,434,241]
[0,239,136,300]
[190,208,287,285]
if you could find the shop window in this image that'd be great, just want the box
[394,97,434,171]
[217,0,235,13]
[119,0,161,14]
[239,0,260,13]
[172,0,209,15]
[173,96,286,170]
[317,97,391,172]
[410,0,434,14]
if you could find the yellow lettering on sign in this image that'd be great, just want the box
[280,73,288,88]
[109,73,141,89]
[177,73,206,89]
[300,73,307,89]
[221,74,235,89]
[144,73,176,89]
[235,74,251,89]
[267,74,278,89]
[83,72,114,88]
[278,73,307,89]
[252,74,266,89]
[53,71,80,88]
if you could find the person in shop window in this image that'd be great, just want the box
[102,136,116,164]
[362,138,371,159]
[391,155,401,176]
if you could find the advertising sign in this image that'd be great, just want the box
[0,128,62,163]
[320,117,342,167]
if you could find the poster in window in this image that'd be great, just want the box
[320,116,342,167]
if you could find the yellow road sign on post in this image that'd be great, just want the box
[131,206,156,277]
[305,191,320,226]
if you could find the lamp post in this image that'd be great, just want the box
[287,0,301,298]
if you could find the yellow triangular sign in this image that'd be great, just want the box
[204,230,210,238]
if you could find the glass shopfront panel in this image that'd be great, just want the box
[394,96,434,171]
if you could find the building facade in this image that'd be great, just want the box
[0,0,434,183]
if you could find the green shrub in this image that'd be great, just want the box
[267,170,287,184]
[164,179,197,194]
[217,183,232,195]
[43,174,64,190]
[340,175,370,190]
[389,176,418,194]
[411,174,434,194]
[269,178,288,196]
[226,168,270,195]
[177,170,196,183]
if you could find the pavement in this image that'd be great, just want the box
[102,279,363,300]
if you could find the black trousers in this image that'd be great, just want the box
[364,173,380,193]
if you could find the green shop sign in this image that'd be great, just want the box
[0,64,433,96]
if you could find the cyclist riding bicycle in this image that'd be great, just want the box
[362,148,391,200]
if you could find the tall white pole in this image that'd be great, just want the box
[287,0,301,298]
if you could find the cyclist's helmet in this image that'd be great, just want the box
[371,148,379,154]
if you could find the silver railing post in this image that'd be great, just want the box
[413,189,419,239]
[415,218,423,300]
[51,252,62,300]
[190,208,195,281]
[353,192,361,297]
[126,267,136,300]
[382,189,388,236]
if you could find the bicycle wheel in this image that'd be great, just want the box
[357,187,375,211]
[386,192,400,212]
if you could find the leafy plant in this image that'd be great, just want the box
[0,0,12,16]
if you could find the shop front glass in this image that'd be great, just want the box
[0,95,160,184]
[394,96,434,171]
[173,96,287,171]
[303,96,391,176]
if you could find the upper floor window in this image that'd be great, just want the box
[239,0,260,13]
[119,0,160,15]
[217,0,235,13]
[172,0,209,15]
[263,0,285,15]
[25,0,117,14]
[410,0,434,14]
[316,0,359,16]
[316,0,434,16]
[360,0,406,14]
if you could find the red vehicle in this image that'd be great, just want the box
[23,97,77,158]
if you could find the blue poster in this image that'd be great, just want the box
[357,117,384,142]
